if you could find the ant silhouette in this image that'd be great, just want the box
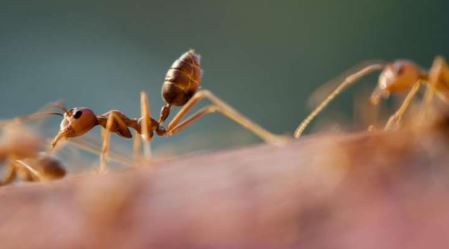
[51,50,286,171]
[294,56,449,138]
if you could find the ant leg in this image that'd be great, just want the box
[68,136,132,165]
[384,82,421,130]
[159,105,218,135]
[424,56,449,105]
[99,112,118,173]
[15,160,44,181]
[140,91,152,160]
[133,130,142,161]
[160,90,287,145]
[0,162,17,186]
[294,64,385,138]
[98,111,139,171]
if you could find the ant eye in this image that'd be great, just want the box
[73,110,83,119]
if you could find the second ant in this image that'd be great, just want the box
[294,56,449,138]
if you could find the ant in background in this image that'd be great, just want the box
[0,112,66,186]
[51,50,286,171]
[294,56,449,138]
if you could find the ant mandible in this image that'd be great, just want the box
[51,50,285,171]
[294,56,449,138]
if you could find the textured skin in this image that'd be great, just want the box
[0,128,449,249]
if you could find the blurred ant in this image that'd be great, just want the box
[294,56,449,138]
[0,119,66,186]
[51,50,286,171]
[2,153,66,186]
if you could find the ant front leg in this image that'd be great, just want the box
[98,112,129,173]
[294,63,385,138]
[384,81,421,130]
[157,90,287,145]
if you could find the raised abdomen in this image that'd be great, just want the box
[162,50,202,106]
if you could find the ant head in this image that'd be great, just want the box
[371,60,422,104]
[52,107,98,147]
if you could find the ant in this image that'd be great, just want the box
[0,121,66,186]
[294,56,449,138]
[0,104,119,186]
[0,102,134,186]
[1,153,66,186]
[51,50,286,171]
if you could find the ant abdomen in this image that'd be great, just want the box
[162,50,202,106]
[20,154,66,181]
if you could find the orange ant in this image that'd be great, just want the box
[0,104,119,186]
[294,56,449,138]
[0,119,66,186]
[0,103,132,186]
[1,153,66,186]
[51,50,285,171]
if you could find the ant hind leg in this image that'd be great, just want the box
[159,90,288,145]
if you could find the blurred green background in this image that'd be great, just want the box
[1,0,448,154]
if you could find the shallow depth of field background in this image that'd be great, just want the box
[0,0,448,154]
